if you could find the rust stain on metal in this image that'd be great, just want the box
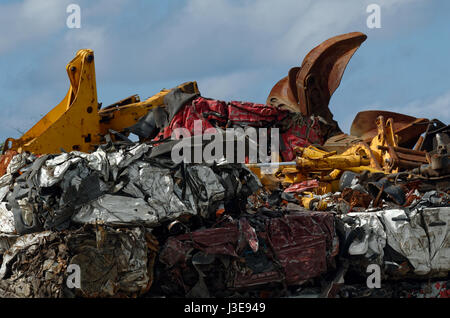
[268,32,367,120]
[0,150,18,177]
[351,110,429,148]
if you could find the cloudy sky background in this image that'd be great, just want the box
[0,0,449,140]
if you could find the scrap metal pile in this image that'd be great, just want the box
[0,32,448,298]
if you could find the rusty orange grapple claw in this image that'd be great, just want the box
[267,32,367,140]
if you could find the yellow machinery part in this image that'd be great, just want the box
[98,81,199,135]
[278,145,385,186]
[2,49,199,155]
[4,50,101,154]
[340,142,383,171]
[295,152,370,170]
[301,192,328,211]
[369,116,399,173]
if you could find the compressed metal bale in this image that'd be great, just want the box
[155,212,338,297]
[2,141,250,234]
[341,212,386,261]
[340,205,450,276]
[72,194,159,226]
[0,203,15,234]
[0,226,157,298]
[66,226,157,297]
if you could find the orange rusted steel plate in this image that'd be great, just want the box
[295,32,367,118]
[267,32,367,120]
[351,110,429,148]
[266,67,300,113]
[0,150,18,177]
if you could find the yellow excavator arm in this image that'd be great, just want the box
[2,49,198,155]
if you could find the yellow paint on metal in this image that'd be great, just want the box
[2,49,199,155]
[296,152,370,171]
[301,192,328,211]
[5,49,100,154]
[369,116,399,173]
[279,145,385,186]
[340,142,383,171]
[313,182,333,195]
[99,81,199,136]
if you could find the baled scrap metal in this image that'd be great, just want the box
[0,141,266,298]
[73,195,159,226]
[0,226,156,298]
[155,212,338,297]
[0,231,63,298]
[338,200,450,276]
[339,212,386,262]
[0,142,255,234]
[0,203,15,234]
[66,226,158,297]
[0,234,18,255]
[381,207,450,275]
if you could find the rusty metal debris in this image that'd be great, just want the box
[267,32,367,141]
[0,32,448,299]
[351,110,429,149]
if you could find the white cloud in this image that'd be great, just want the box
[197,68,269,102]
[141,0,427,98]
[0,0,134,55]
[367,90,450,122]
[338,90,450,134]
[64,27,106,54]
[159,0,423,61]
[0,0,434,139]
[0,90,59,139]
[0,0,70,54]
[0,0,426,83]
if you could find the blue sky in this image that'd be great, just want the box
[0,0,449,140]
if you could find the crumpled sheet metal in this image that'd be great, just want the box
[268,212,338,285]
[284,180,319,193]
[381,207,450,275]
[341,205,450,275]
[0,231,65,298]
[6,152,30,175]
[0,234,18,255]
[38,155,82,188]
[138,165,197,220]
[73,164,226,226]
[343,212,386,261]
[381,209,430,274]
[157,212,337,296]
[1,142,245,234]
[73,195,159,226]
[0,227,156,298]
[184,165,226,218]
[0,173,12,202]
[0,203,15,234]
[422,207,450,273]
[67,226,157,297]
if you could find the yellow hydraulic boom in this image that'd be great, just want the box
[2,49,198,155]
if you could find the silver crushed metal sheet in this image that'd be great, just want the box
[0,203,15,233]
[72,194,159,226]
[139,165,197,221]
